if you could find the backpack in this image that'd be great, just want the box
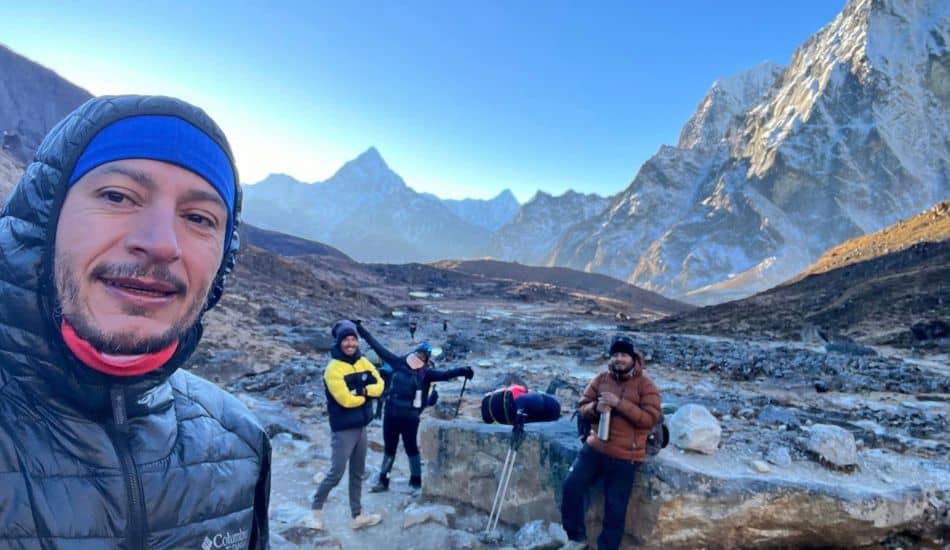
[645,415,669,456]
[574,409,593,443]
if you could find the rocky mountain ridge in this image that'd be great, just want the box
[549,0,948,304]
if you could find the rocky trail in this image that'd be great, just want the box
[186,291,949,548]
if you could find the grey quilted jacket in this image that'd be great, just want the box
[0,96,270,549]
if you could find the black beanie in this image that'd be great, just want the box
[332,320,358,344]
[608,336,636,357]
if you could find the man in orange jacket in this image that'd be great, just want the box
[561,335,662,549]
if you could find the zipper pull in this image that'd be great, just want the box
[111,387,129,433]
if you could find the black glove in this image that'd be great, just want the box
[350,319,363,326]
[461,366,474,380]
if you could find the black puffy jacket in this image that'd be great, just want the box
[0,96,271,549]
[357,326,467,420]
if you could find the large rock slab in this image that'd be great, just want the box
[419,419,948,548]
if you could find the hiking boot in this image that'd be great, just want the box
[370,478,389,493]
[351,513,382,529]
[306,510,324,531]
[561,540,587,550]
[408,475,422,497]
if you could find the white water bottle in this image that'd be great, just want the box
[413,389,423,408]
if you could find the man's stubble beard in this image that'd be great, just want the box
[54,252,211,355]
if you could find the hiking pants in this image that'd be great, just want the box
[382,413,421,458]
[560,444,640,550]
[311,427,367,518]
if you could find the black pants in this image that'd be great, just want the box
[383,412,420,457]
[560,444,640,550]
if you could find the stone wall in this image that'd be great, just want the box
[420,418,948,548]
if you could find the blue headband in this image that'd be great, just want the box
[67,115,236,251]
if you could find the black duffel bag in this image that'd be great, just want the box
[481,387,561,425]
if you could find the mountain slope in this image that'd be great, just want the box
[241,223,353,260]
[643,201,950,346]
[442,189,520,231]
[433,259,692,316]
[550,0,948,303]
[241,148,493,262]
[0,44,91,163]
[491,190,610,266]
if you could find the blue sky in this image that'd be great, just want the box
[2,1,844,202]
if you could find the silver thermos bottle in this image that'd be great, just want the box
[597,408,611,441]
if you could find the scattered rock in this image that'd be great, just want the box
[814,380,830,393]
[765,445,792,467]
[445,529,484,549]
[513,520,568,549]
[806,424,858,471]
[245,397,310,440]
[669,404,721,454]
[545,377,581,411]
[826,341,877,356]
[403,503,456,528]
[756,405,800,428]
[910,320,949,341]
[257,305,291,324]
[750,460,771,474]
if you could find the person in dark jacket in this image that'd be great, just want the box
[0,95,271,549]
[357,322,473,495]
[310,320,384,530]
[560,336,661,550]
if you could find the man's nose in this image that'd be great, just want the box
[124,205,182,262]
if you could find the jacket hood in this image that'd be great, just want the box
[0,95,242,416]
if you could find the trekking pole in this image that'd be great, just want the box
[486,446,517,536]
[453,377,468,419]
[485,444,515,537]
[483,414,527,539]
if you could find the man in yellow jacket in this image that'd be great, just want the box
[311,320,385,530]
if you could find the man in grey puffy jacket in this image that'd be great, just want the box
[0,95,271,549]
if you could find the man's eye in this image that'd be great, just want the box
[102,191,128,203]
[186,213,217,228]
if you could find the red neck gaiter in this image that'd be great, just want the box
[61,320,178,377]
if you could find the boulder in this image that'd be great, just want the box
[765,445,793,467]
[668,404,721,454]
[806,424,858,470]
[403,503,456,528]
[420,419,948,548]
[513,520,568,549]
[243,396,310,440]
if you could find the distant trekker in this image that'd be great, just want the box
[409,320,418,341]
[311,320,385,531]
[561,336,661,550]
[357,322,473,495]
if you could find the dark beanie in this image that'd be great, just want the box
[608,336,636,357]
[332,320,358,344]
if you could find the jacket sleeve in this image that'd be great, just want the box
[248,432,272,549]
[324,361,366,408]
[426,367,467,383]
[363,362,384,398]
[614,378,661,429]
[357,324,403,367]
[578,376,600,419]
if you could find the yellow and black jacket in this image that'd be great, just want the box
[324,346,384,432]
